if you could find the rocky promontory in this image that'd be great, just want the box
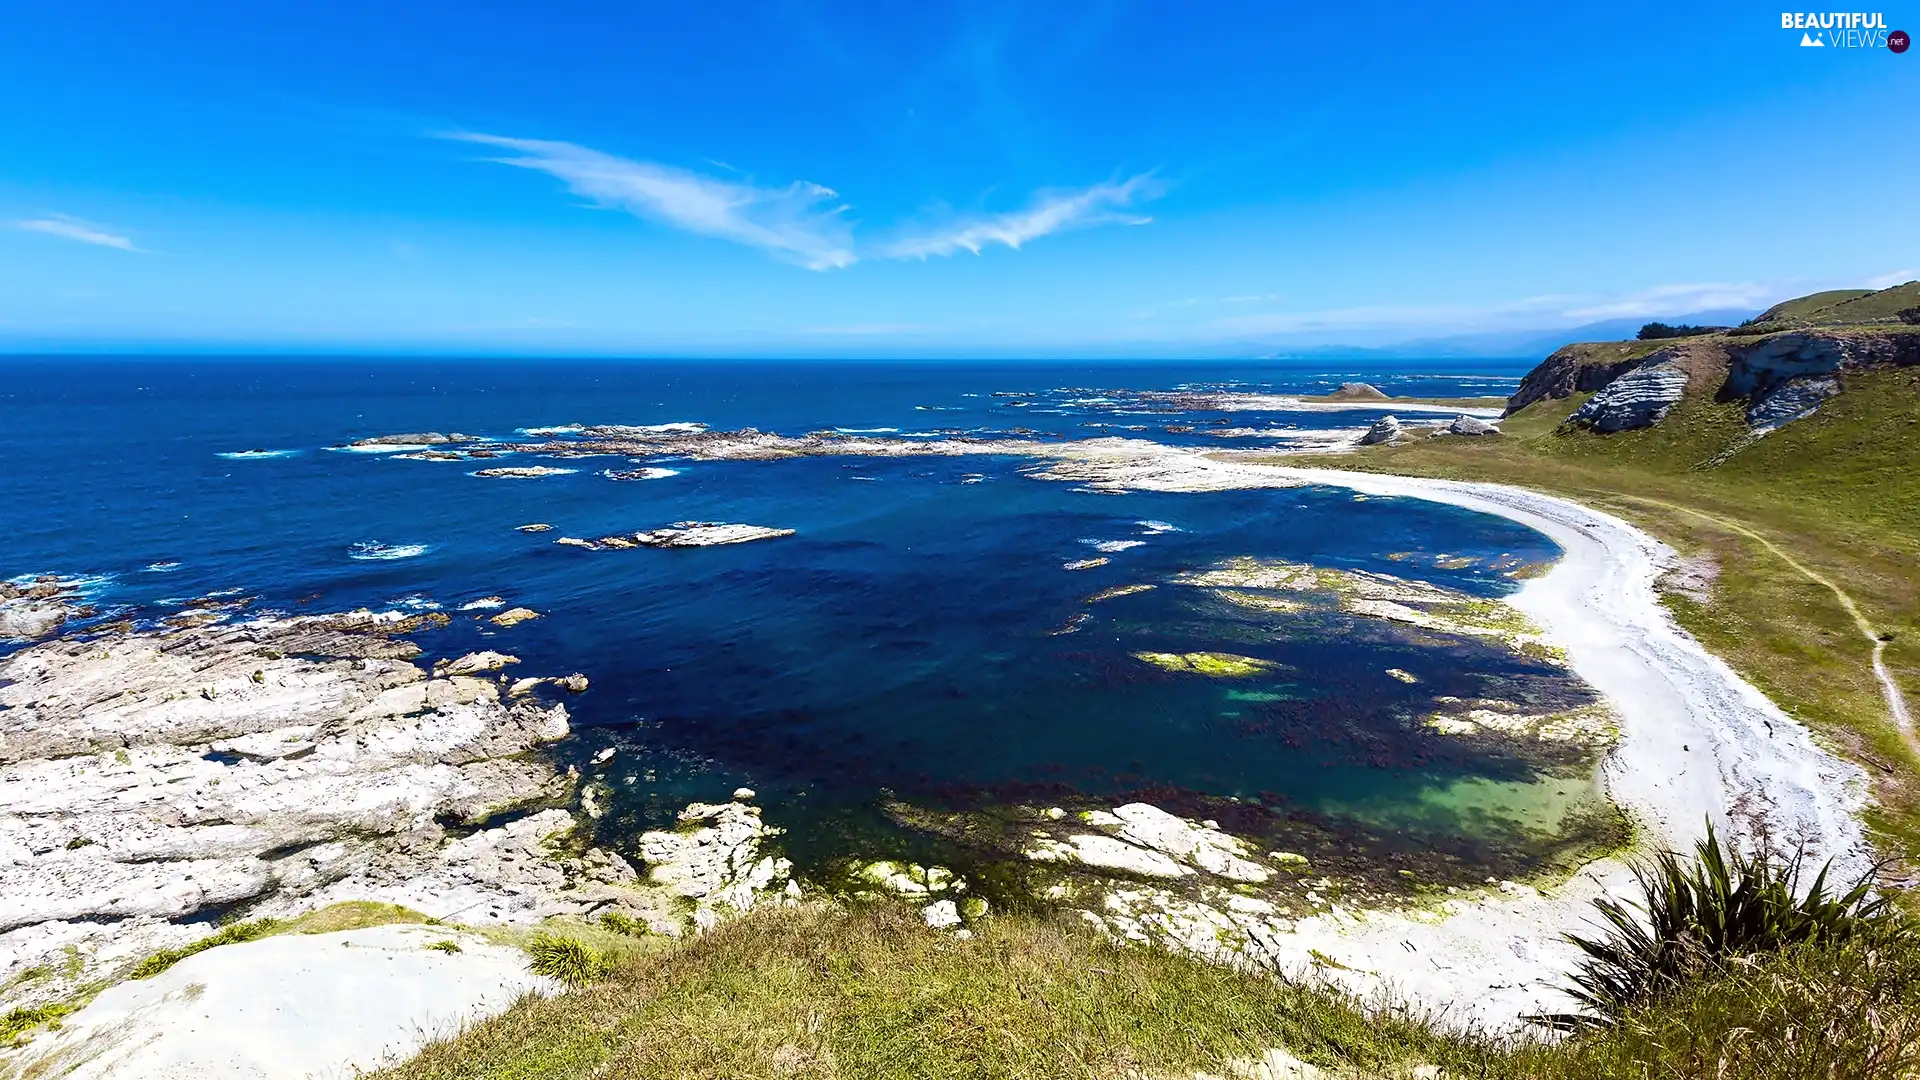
[0,577,89,642]
[1506,282,1920,437]
[0,610,655,1013]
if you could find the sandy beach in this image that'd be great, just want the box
[1065,453,1875,1027]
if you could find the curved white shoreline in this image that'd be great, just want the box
[1187,462,1872,1027]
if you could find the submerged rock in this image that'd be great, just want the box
[1131,651,1280,678]
[471,466,576,479]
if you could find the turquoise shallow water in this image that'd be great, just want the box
[1,357,1609,883]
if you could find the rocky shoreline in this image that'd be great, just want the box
[0,608,800,1021]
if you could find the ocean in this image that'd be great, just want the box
[1,356,1615,895]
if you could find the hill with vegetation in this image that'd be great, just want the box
[1293,285,1920,868]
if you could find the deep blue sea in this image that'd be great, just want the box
[2,357,1609,887]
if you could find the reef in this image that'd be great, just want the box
[552,522,796,551]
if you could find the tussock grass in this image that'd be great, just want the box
[1544,822,1894,1029]
[525,934,615,988]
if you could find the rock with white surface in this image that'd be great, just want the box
[5,924,554,1079]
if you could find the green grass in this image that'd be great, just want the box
[374,899,1920,1080]
[1275,366,1920,868]
[378,903,1463,1080]
[1753,281,1919,327]
[128,917,284,980]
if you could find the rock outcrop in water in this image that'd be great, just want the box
[0,578,87,642]
[555,522,796,550]
[638,800,797,929]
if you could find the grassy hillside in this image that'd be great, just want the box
[1755,281,1920,326]
[1755,288,1876,323]
[1284,364,1920,865]
[376,901,1918,1080]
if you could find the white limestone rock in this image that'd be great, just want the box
[1443,415,1500,436]
[6,924,555,1080]
[0,613,604,1010]
[1746,375,1840,435]
[1024,803,1271,883]
[921,899,963,931]
[638,801,793,924]
[1566,363,1688,433]
[1357,415,1403,446]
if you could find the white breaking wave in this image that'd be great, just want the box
[459,597,508,611]
[348,542,430,561]
[143,562,182,573]
[833,427,899,434]
[388,594,443,612]
[215,449,298,460]
[330,444,430,454]
[1135,520,1181,535]
[1081,539,1146,553]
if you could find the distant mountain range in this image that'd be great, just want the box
[1238,309,1762,361]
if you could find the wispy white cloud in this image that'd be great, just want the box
[11,215,140,252]
[1865,268,1919,290]
[447,133,858,271]
[881,173,1165,260]
[1558,282,1773,321]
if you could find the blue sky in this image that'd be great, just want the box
[1,1,1914,356]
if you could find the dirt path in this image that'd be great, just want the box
[1623,495,1919,762]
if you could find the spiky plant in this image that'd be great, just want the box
[526,933,612,987]
[1539,821,1893,1030]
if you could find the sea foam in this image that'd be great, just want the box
[215,449,298,460]
[348,542,430,561]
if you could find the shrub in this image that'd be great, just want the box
[1540,822,1892,1029]
[526,933,611,987]
[598,911,649,937]
[1637,322,1729,340]
[425,940,463,954]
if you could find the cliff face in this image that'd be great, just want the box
[1504,341,1664,415]
[1505,327,1920,437]
[1506,283,1920,436]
